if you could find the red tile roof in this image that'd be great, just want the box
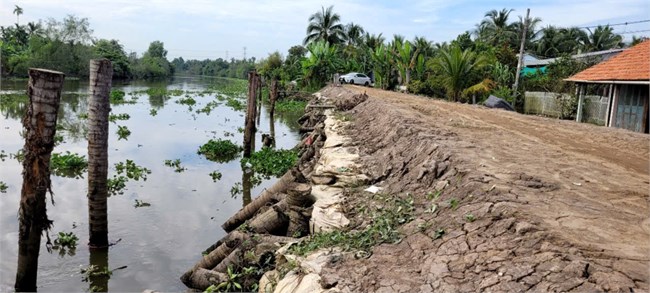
[566,40,650,82]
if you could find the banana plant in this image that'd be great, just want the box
[370,44,392,90]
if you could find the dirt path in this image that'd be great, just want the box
[318,85,649,292]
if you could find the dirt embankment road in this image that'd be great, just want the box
[320,85,649,292]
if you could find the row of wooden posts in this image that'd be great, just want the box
[14,61,278,291]
[15,60,113,291]
[243,71,279,157]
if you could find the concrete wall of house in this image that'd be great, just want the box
[524,91,609,125]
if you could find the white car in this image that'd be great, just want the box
[339,72,372,86]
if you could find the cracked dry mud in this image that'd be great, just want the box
[317,85,649,293]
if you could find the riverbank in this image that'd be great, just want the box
[180,84,648,292]
[297,85,648,292]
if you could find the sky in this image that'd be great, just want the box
[1,0,649,60]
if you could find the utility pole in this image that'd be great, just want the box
[243,47,247,61]
[512,8,530,109]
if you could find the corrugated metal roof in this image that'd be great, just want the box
[566,40,650,82]
[525,48,625,67]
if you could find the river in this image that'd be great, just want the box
[0,76,302,291]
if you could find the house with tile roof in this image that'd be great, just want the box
[566,40,650,133]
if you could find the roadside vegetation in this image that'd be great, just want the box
[248,6,643,114]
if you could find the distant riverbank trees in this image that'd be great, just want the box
[0,13,173,79]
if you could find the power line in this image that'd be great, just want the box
[620,29,650,35]
[579,19,650,29]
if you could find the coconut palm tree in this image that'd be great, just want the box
[303,6,345,45]
[581,25,623,52]
[476,8,517,47]
[364,32,385,51]
[13,5,23,25]
[413,36,434,58]
[512,14,542,50]
[558,27,587,54]
[535,25,563,58]
[343,22,365,47]
[434,45,487,101]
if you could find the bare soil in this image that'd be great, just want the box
[318,85,649,292]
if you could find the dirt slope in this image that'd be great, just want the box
[318,85,649,292]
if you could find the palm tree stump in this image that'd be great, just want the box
[15,68,65,292]
[87,59,113,248]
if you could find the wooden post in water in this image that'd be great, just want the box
[269,78,278,117]
[15,68,65,292]
[87,59,113,248]
[256,76,263,126]
[243,71,259,158]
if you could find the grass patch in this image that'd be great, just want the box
[116,125,131,140]
[109,113,130,122]
[146,87,169,98]
[110,90,136,104]
[207,78,247,97]
[176,96,197,106]
[163,159,187,172]
[290,194,414,256]
[149,109,158,116]
[50,151,88,178]
[107,175,128,196]
[226,97,246,111]
[196,101,219,115]
[274,100,307,113]
[241,147,298,178]
[230,182,242,197]
[115,159,151,181]
[169,89,184,96]
[0,181,7,193]
[49,231,79,257]
[209,171,222,182]
[197,139,242,163]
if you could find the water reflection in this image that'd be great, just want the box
[88,248,109,292]
[147,92,171,109]
[0,76,303,292]
[242,169,253,207]
[269,113,276,148]
[0,97,28,120]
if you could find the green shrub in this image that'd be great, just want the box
[109,90,134,104]
[50,151,88,178]
[241,147,297,178]
[197,139,242,163]
[274,100,307,113]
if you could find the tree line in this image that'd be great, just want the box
[254,6,647,105]
[0,8,179,79]
[3,5,647,104]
